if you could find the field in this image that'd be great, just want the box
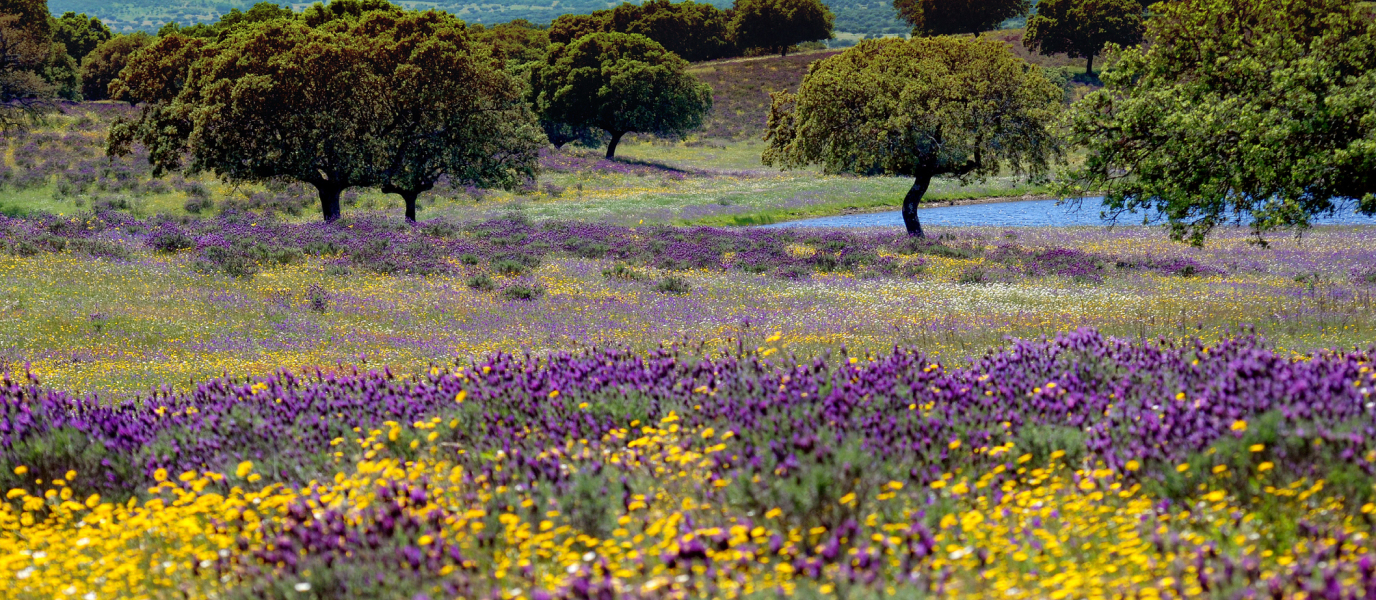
[3,82,1376,600]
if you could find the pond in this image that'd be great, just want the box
[761,198,1376,228]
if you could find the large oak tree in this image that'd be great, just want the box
[111,11,543,223]
[764,37,1061,237]
[1022,0,1143,75]
[530,32,712,159]
[0,0,55,131]
[1059,0,1376,244]
[728,0,834,57]
[356,10,544,221]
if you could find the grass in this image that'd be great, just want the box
[2,224,1372,397]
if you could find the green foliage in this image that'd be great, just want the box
[0,1,57,131]
[728,0,834,57]
[299,0,401,27]
[42,38,80,100]
[1058,0,1376,245]
[550,0,734,62]
[470,18,548,66]
[364,10,545,221]
[530,31,713,158]
[1022,0,1142,74]
[466,272,496,291]
[112,8,542,224]
[655,274,692,293]
[52,11,111,63]
[602,262,646,280]
[765,37,1060,180]
[501,281,546,300]
[895,0,1030,37]
[154,2,295,39]
[78,32,150,100]
[763,37,1061,234]
[107,32,207,105]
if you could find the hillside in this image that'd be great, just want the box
[49,0,909,35]
[688,50,841,141]
[687,33,1097,142]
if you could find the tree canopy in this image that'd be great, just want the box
[108,32,208,105]
[470,19,549,66]
[728,0,834,57]
[530,31,712,158]
[549,1,733,62]
[353,10,545,221]
[52,12,111,64]
[0,2,54,131]
[1022,0,1143,75]
[894,0,1030,37]
[764,36,1061,236]
[79,32,150,100]
[1058,0,1376,244]
[157,2,296,39]
[111,10,543,223]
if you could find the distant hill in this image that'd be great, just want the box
[49,0,910,35]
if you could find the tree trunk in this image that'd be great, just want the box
[402,190,419,222]
[901,173,932,238]
[780,46,788,57]
[312,181,345,223]
[606,131,625,159]
[381,183,432,222]
[1085,53,1094,77]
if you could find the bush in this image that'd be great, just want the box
[306,284,329,313]
[70,238,132,260]
[467,273,495,291]
[501,282,545,301]
[655,275,692,294]
[203,246,259,278]
[602,262,645,281]
[149,232,195,253]
[183,196,214,214]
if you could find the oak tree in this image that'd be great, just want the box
[729,0,834,57]
[1022,0,1143,75]
[355,10,545,221]
[1058,0,1376,244]
[531,32,712,159]
[52,12,111,64]
[764,37,1061,236]
[0,8,54,131]
[79,32,151,100]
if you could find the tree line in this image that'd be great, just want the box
[3,0,1374,243]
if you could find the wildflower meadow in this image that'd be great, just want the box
[4,0,1376,597]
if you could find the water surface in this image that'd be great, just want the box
[762,198,1376,228]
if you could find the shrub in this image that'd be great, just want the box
[467,273,495,291]
[148,232,195,253]
[502,282,545,301]
[306,284,329,313]
[655,275,692,294]
[602,263,645,281]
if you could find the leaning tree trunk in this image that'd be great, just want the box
[606,131,625,159]
[1085,53,1094,77]
[901,173,933,238]
[312,180,346,223]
